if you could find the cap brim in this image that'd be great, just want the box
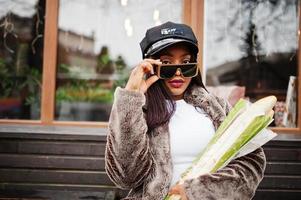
[145,39,198,58]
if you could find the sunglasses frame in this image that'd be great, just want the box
[155,62,199,79]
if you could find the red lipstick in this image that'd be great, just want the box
[168,79,184,88]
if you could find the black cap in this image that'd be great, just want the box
[140,21,198,58]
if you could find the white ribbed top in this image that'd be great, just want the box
[169,99,215,186]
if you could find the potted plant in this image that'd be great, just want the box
[0,57,42,119]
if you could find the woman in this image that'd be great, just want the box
[105,21,265,200]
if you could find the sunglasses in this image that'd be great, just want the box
[155,63,198,79]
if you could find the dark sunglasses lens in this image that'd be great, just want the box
[180,64,197,77]
[160,66,178,79]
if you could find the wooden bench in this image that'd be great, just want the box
[254,134,301,200]
[0,125,120,200]
[0,125,300,199]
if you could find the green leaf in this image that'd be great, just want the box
[211,115,272,172]
[180,99,248,179]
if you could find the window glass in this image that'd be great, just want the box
[55,0,183,121]
[204,0,299,127]
[0,0,45,119]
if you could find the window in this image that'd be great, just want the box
[0,0,193,126]
[0,0,45,120]
[1,0,300,133]
[203,0,300,131]
[55,0,183,122]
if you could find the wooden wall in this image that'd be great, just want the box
[255,136,301,200]
[0,125,300,199]
[0,125,121,199]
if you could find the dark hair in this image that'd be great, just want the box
[145,44,207,131]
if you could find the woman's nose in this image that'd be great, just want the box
[175,68,181,76]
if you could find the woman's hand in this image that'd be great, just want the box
[125,59,161,93]
[168,184,188,200]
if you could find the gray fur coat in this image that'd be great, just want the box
[105,86,266,200]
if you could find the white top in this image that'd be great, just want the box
[169,99,215,186]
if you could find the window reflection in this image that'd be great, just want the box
[0,0,45,119]
[204,0,299,127]
[55,0,183,121]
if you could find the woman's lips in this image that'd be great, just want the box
[168,79,184,88]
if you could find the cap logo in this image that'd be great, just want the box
[161,28,184,36]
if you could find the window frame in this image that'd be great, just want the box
[0,0,300,134]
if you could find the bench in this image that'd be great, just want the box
[0,125,300,199]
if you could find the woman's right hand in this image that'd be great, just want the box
[125,59,161,94]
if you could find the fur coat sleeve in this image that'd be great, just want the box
[105,87,153,190]
[183,96,266,200]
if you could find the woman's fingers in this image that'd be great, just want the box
[141,59,160,73]
[135,59,161,76]
[168,184,188,200]
[168,184,181,195]
[144,58,162,66]
[125,59,161,93]
[141,62,153,74]
[142,59,161,74]
[145,74,159,89]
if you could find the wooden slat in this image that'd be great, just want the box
[271,127,301,134]
[0,169,114,185]
[0,190,115,200]
[265,162,301,175]
[52,121,109,128]
[0,188,118,200]
[0,125,108,140]
[0,134,106,142]
[41,0,59,124]
[0,140,105,156]
[0,141,17,153]
[183,0,192,25]
[0,154,105,170]
[254,189,301,200]
[264,148,301,161]
[0,183,118,192]
[0,120,42,125]
[0,120,110,128]
[0,134,105,141]
[259,175,301,190]
[192,0,205,76]
[263,140,301,148]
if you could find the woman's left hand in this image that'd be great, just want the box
[168,184,188,200]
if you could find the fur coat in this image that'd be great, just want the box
[105,85,266,200]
